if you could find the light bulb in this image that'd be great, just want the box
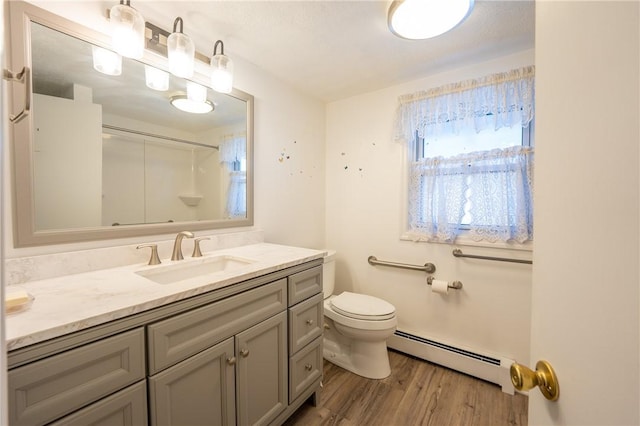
[110,1,145,59]
[168,32,195,78]
[92,46,122,76]
[210,54,234,94]
[187,81,207,102]
[144,65,169,91]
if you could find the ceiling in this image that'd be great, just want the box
[129,0,535,103]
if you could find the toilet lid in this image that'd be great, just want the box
[330,292,396,320]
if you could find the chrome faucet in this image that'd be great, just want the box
[171,231,194,261]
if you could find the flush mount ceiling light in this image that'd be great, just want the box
[388,0,474,40]
[170,94,214,114]
[210,40,234,94]
[167,17,195,78]
[92,46,122,75]
[110,0,145,59]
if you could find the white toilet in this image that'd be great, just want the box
[322,250,397,379]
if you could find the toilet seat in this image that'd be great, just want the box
[330,292,395,321]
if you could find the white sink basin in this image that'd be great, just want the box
[136,255,256,285]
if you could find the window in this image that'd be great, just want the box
[219,134,247,218]
[417,124,533,226]
[395,66,535,243]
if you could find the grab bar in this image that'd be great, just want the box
[367,256,436,274]
[368,256,462,289]
[452,249,532,265]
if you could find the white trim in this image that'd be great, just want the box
[400,232,533,252]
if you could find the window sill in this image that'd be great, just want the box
[399,232,533,252]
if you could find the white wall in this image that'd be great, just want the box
[3,0,326,258]
[33,93,103,230]
[326,49,535,363]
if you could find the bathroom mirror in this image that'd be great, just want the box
[7,2,253,247]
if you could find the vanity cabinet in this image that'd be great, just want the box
[8,328,146,426]
[7,259,323,426]
[147,279,288,426]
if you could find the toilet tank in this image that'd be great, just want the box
[322,250,336,298]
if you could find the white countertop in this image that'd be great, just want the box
[6,243,325,351]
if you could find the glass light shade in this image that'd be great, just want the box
[210,54,234,94]
[186,81,208,102]
[388,0,474,40]
[110,3,145,59]
[170,95,214,114]
[167,32,195,78]
[92,46,122,76]
[144,65,169,91]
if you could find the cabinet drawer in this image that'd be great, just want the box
[148,278,287,374]
[288,266,322,305]
[288,293,324,353]
[50,380,147,426]
[8,328,145,426]
[289,337,323,403]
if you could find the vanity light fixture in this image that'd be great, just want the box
[167,17,195,78]
[110,0,145,59]
[187,81,208,102]
[210,40,234,94]
[92,46,122,76]
[144,65,169,91]
[388,0,474,40]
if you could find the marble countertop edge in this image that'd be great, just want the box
[6,243,326,351]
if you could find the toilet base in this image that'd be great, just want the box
[323,320,392,379]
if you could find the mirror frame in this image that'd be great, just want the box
[7,1,254,247]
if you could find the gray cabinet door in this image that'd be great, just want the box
[149,337,235,426]
[235,311,288,426]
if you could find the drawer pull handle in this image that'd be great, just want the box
[227,356,237,365]
[304,363,313,371]
[240,349,250,357]
[306,319,314,325]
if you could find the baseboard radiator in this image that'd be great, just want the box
[388,330,515,394]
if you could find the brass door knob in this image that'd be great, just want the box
[510,360,560,401]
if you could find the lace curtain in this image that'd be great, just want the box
[394,66,535,144]
[407,147,534,243]
[219,133,246,163]
[398,66,535,243]
[219,133,247,219]
[225,171,247,219]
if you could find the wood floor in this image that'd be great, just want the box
[284,350,528,426]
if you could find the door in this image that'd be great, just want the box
[531,2,639,425]
[149,337,236,426]
[235,311,288,426]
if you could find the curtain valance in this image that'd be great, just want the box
[394,66,535,144]
[219,133,246,163]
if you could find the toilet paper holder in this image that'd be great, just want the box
[427,276,463,290]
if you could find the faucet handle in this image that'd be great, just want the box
[192,237,210,257]
[137,244,161,265]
